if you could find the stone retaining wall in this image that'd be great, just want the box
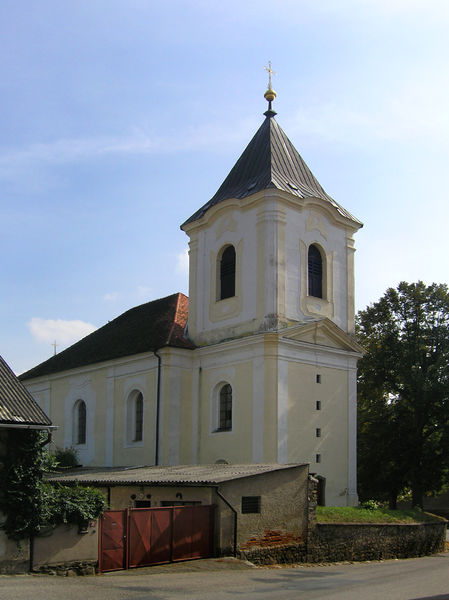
[33,560,97,576]
[238,521,446,565]
[307,521,446,563]
[238,542,306,565]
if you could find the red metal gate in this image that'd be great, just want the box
[99,510,127,572]
[128,508,172,568]
[172,505,215,561]
[99,505,215,572]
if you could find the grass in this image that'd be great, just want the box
[316,506,443,524]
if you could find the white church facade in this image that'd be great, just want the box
[21,89,363,506]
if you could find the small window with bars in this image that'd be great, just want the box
[134,500,151,508]
[241,496,261,514]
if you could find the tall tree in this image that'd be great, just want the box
[357,282,449,508]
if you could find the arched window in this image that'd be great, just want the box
[134,392,143,442]
[218,383,232,431]
[73,400,86,445]
[219,246,236,300]
[126,390,144,443]
[308,244,323,298]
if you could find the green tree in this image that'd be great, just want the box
[357,281,449,508]
[0,430,105,540]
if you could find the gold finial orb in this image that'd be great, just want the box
[264,61,277,107]
[264,88,277,103]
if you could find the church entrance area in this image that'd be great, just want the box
[99,505,215,572]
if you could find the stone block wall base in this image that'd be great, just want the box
[0,560,29,574]
[306,522,446,563]
[238,543,307,565]
[33,561,97,576]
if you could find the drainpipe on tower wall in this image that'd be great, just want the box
[153,350,162,466]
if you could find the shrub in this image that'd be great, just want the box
[360,499,384,510]
[0,430,105,541]
[53,446,79,468]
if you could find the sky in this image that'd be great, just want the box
[2,0,449,374]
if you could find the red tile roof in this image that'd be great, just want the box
[20,293,194,381]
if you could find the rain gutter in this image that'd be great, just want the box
[153,350,162,466]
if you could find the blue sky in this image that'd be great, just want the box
[2,0,449,374]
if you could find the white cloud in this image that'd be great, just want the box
[136,285,152,299]
[308,0,449,19]
[0,120,251,182]
[175,248,189,275]
[288,77,449,148]
[28,317,97,345]
[103,292,118,302]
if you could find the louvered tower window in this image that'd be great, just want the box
[308,244,323,298]
[219,246,236,299]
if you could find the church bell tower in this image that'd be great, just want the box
[181,73,362,347]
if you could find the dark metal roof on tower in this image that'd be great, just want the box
[182,76,361,228]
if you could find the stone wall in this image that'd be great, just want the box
[33,522,98,570]
[237,475,446,565]
[238,541,306,565]
[307,521,446,562]
[0,529,29,574]
[238,521,446,565]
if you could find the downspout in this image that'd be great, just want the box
[153,350,162,466]
[215,487,237,558]
[29,536,35,573]
[39,430,52,447]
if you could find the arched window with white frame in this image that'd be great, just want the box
[126,390,144,444]
[73,399,86,445]
[308,244,324,299]
[215,383,232,432]
[218,245,236,300]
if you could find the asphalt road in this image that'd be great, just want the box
[1,554,449,600]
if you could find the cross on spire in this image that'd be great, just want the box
[263,61,277,117]
[264,61,276,91]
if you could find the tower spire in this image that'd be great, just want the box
[264,61,277,118]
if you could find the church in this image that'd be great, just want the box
[21,82,363,507]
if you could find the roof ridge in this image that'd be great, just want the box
[166,292,181,345]
[20,292,194,380]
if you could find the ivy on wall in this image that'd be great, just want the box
[0,429,105,541]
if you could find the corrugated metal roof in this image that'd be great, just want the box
[0,355,52,426]
[46,463,306,486]
[20,293,194,381]
[182,114,362,228]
